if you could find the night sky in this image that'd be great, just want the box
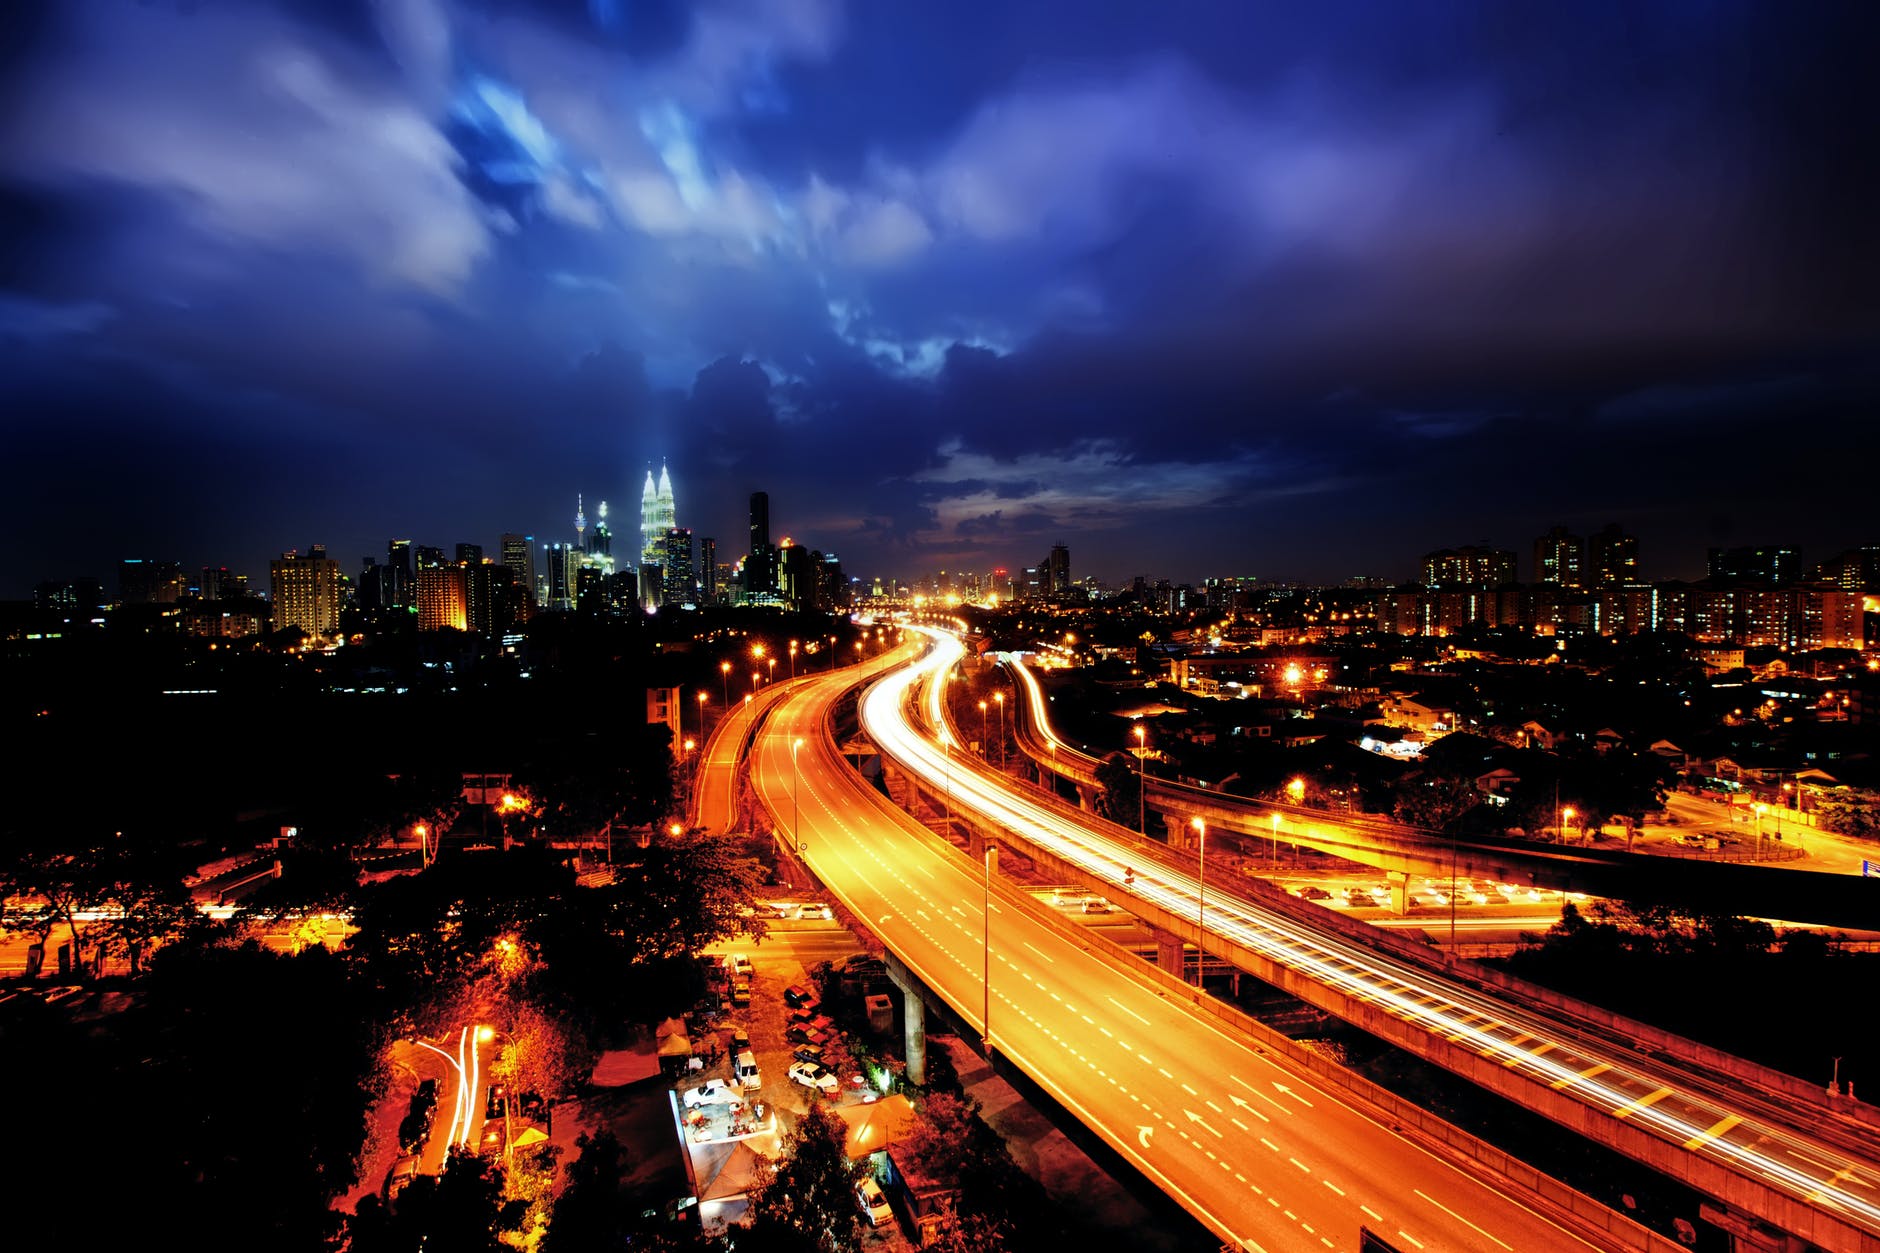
[3,0,1876,596]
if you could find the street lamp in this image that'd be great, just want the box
[1753,802,1767,858]
[696,691,708,745]
[789,640,798,679]
[791,737,805,854]
[751,670,760,697]
[1134,724,1147,833]
[1562,805,1577,845]
[720,660,731,707]
[979,700,989,758]
[768,657,777,686]
[415,822,430,867]
[993,691,1005,768]
[1191,817,1206,987]
[828,633,838,671]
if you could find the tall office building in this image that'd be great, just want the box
[591,503,612,558]
[1586,523,1638,586]
[1040,544,1070,596]
[385,540,413,608]
[748,491,777,597]
[270,547,341,636]
[662,527,694,606]
[544,542,576,611]
[119,558,184,605]
[778,540,812,610]
[1533,526,1584,587]
[416,565,469,631]
[455,543,484,565]
[641,464,676,563]
[415,545,446,573]
[499,533,536,606]
[699,537,717,604]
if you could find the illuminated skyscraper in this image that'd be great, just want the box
[416,565,469,631]
[662,527,694,606]
[641,463,675,563]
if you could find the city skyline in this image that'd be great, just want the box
[4,2,1877,595]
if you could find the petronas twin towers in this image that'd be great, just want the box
[639,462,676,564]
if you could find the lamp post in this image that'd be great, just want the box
[828,633,838,671]
[1270,812,1280,868]
[1753,802,1767,859]
[720,660,731,707]
[979,700,989,758]
[696,691,708,743]
[1134,724,1147,833]
[791,737,805,854]
[993,691,1005,768]
[1562,805,1577,846]
[1191,817,1206,986]
[789,640,798,679]
[768,657,777,686]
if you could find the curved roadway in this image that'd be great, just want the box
[750,639,1639,1253]
[879,627,1880,1252]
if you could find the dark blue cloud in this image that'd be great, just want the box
[1,0,1875,594]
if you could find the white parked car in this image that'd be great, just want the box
[788,1061,838,1094]
[681,1079,742,1108]
[855,1176,893,1227]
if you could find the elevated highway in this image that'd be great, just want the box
[1004,656,1879,931]
[747,643,1674,1253]
[878,628,1880,1253]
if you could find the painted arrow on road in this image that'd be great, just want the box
[1229,1093,1270,1123]
[1184,1109,1223,1139]
[1138,1125,1154,1149]
[1272,1082,1315,1108]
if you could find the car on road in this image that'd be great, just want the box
[1081,899,1113,914]
[788,1060,839,1094]
[787,1024,831,1048]
[789,1008,832,1030]
[681,1079,743,1108]
[479,1119,506,1160]
[1292,885,1333,901]
[799,902,834,921]
[783,984,813,1007]
[383,1154,421,1199]
[792,1044,825,1065]
[730,1028,751,1056]
[855,1177,893,1227]
[730,953,753,977]
[730,982,751,1008]
[486,1084,507,1119]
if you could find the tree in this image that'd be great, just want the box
[747,1102,862,1253]
[512,724,674,852]
[1391,774,1482,835]
[543,1131,633,1253]
[349,1146,527,1253]
[1090,752,1142,831]
[0,830,196,979]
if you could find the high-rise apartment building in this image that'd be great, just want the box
[1419,546,1516,589]
[1585,523,1638,586]
[1533,527,1584,587]
[270,547,341,636]
[1708,546,1801,586]
[544,542,576,611]
[455,543,483,565]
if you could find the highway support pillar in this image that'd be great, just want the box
[1075,783,1097,812]
[1163,812,1192,847]
[1387,871,1411,915]
[882,951,927,1086]
[1153,929,1185,977]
